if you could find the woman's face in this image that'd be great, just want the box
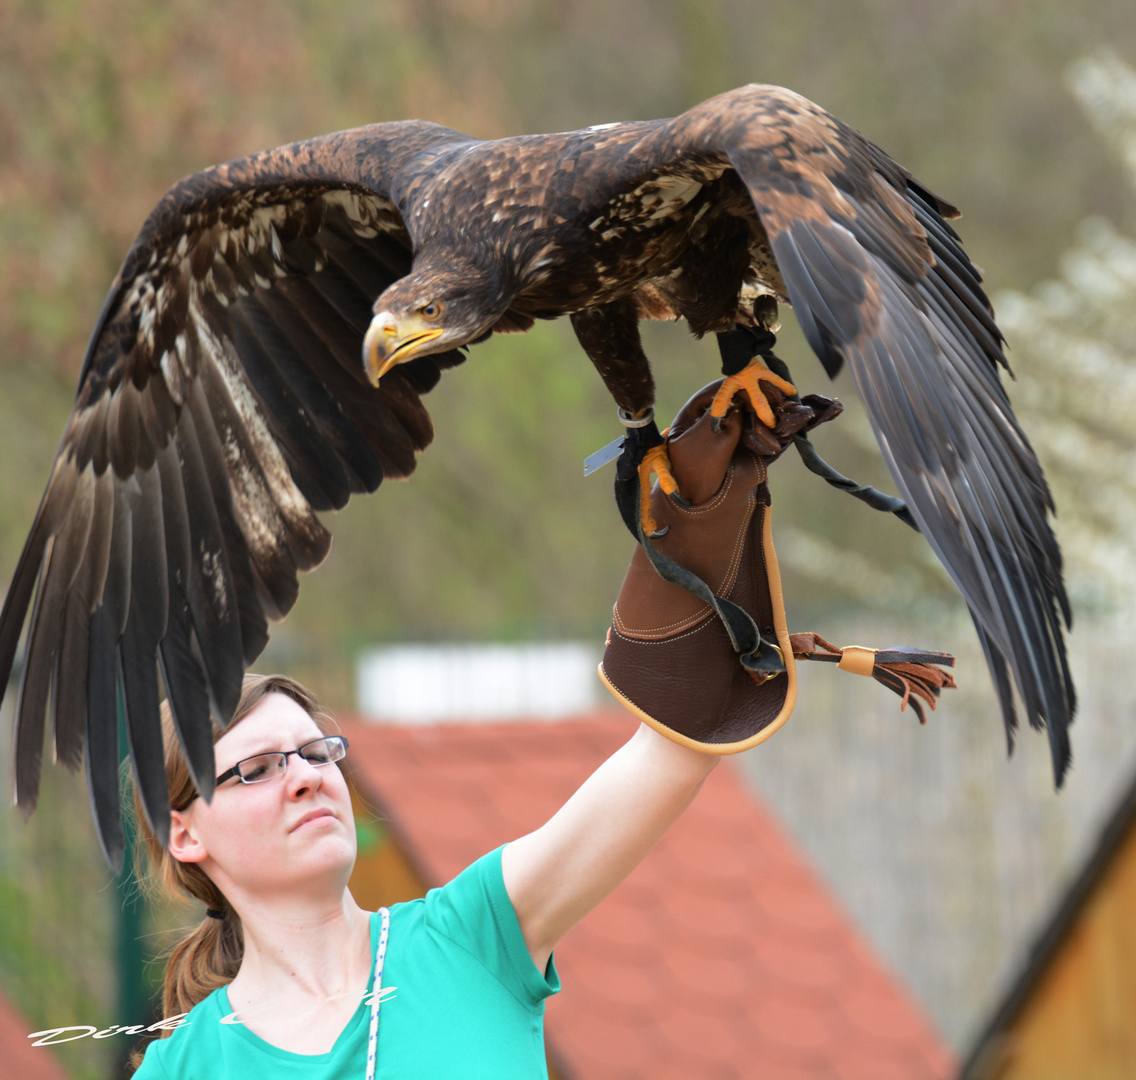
[169,692,357,902]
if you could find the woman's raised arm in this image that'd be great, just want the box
[502,722,713,976]
[501,722,717,972]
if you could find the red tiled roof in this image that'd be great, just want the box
[344,712,956,1080]
[0,988,69,1080]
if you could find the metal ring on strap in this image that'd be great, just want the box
[617,407,656,429]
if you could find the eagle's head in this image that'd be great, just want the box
[363,259,510,385]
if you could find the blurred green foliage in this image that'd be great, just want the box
[0,722,119,1079]
[1,2,1135,1075]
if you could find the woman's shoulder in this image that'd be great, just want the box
[131,988,229,1077]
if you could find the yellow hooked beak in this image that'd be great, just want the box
[363,312,444,386]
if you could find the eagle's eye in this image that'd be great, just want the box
[420,301,443,320]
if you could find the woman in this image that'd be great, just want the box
[130,671,719,1078]
[129,382,808,1078]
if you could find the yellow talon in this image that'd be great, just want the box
[639,442,679,537]
[710,359,797,429]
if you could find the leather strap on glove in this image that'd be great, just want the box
[599,379,957,753]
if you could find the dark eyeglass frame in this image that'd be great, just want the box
[213,735,350,788]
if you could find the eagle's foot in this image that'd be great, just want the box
[639,441,684,537]
[710,359,797,431]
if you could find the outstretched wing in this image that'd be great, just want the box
[586,85,1074,782]
[0,121,469,865]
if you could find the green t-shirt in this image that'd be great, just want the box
[134,846,560,1078]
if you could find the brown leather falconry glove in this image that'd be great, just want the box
[599,380,957,753]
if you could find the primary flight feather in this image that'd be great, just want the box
[0,85,1074,867]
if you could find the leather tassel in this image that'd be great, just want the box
[789,632,957,723]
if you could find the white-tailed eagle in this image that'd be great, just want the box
[0,85,1073,867]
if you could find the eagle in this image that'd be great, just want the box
[0,84,1074,867]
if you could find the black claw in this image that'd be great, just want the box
[669,491,691,508]
[648,525,670,539]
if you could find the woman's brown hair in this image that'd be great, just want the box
[133,673,337,1024]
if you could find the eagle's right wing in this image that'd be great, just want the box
[0,121,468,866]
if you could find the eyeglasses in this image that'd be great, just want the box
[214,736,350,788]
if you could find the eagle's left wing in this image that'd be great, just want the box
[602,85,1074,782]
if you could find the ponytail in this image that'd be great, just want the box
[161,902,244,1017]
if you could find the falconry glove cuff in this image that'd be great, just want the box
[599,379,957,753]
